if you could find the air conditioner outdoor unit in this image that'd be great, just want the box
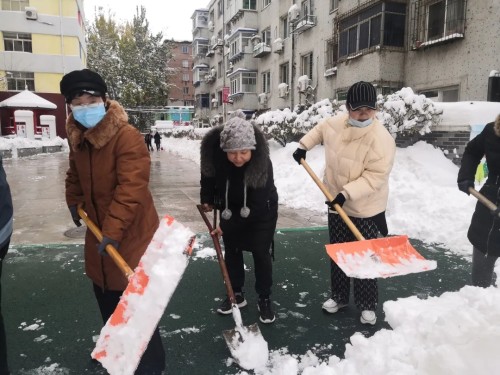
[212,98,218,108]
[278,83,289,98]
[258,93,268,105]
[288,4,300,22]
[208,21,214,31]
[273,38,284,53]
[25,7,38,20]
[297,76,309,93]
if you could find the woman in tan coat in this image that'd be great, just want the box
[293,81,396,325]
[60,69,164,374]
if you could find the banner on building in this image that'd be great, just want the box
[222,87,230,103]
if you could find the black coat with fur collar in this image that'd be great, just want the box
[458,115,500,255]
[200,125,278,250]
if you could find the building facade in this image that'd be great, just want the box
[0,0,86,136]
[167,40,195,107]
[192,0,500,122]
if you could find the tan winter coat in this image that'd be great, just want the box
[65,99,159,291]
[299,113,396,218]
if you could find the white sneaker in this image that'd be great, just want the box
[360,310,377,325]
[322,298,347,313]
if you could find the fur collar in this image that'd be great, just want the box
[494,114,500,137]
[66,100,129,150]
[201,124,270,188]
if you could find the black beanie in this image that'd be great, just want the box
[60,69,107,103]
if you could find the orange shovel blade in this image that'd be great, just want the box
[325,235,437,279]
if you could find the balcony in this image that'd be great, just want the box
[252,42,271,58]
[292,14,317,34]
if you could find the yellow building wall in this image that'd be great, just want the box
[35,72,63,93]
[32,35,80,56]
[30,0,79,17]
[0,33,4,52]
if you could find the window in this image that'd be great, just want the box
[230,72,257,94]
[181,45,189,54]
[301,0,313,16]
[262,71,271,93]
[228,30,255,60]
[325,39,338,69]
[261,28,271,45]
[182,60,189,68]
[218,61,223,77]
[263,0,271,8]
[243,0,256,10]
[330,0,338,11]
[218,0,223,17]
[183,87,190,95]
[301,53,313,80]
[3,32,32,53]
[279,63,289,85]
[339,2,406,58]
[1,0,28,10]
[280,16,289,39]
[182,73,190,81]
[199,93,210,108]
[194,39,209,56]
[420,86,459,102]
[427,0,465,41]
[7,71,34,91]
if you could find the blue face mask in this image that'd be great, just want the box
[348,117,373,128]
[71,103,106,129]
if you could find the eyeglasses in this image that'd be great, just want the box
[69,102,103,110]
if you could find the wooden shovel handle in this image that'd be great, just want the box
[196,205,237,304]
[469,187,500,215]
[77,206,134,279]
[300,158,366,241]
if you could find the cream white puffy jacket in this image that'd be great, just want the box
[299,113,396,218]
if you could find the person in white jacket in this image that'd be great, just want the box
[293,81,396,325]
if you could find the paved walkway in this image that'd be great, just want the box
[2,150,326,245]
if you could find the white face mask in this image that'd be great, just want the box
[348,117,373,128]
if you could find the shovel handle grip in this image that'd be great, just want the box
[77,206,134,279]
[300,158,366,241]
[469,187,499,215]
[196,205,237,304]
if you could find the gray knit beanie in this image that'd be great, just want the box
[220,111,256,152]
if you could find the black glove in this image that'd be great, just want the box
[68,205,82,227]
[293,148,306,165]
[491,207,500,219]
[326,193,346,209]
[98,236,119,256]
[457,180,474,195]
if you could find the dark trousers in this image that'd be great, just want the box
[224,246,273,297]
[93,284,165,374]
[155,142,160,151]
[472,246,498,287]
[328,213,378,311]
[0,239,10,375]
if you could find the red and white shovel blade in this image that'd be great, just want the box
[325,235,437,279]
[91,215,195,375]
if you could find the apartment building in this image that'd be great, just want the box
[0,0,86,136]
[167,40,195,107]
[192,0,500,122]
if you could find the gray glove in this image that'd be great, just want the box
[68,205,82,227]
[98,236,119,256]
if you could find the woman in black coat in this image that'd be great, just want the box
[200,111,278,323]
[457,114,500,287]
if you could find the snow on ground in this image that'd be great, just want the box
[3,126,500,373]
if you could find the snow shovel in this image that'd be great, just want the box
[469,187,500,218]
[77,207,196,375]
[196,205,268,370]
[299,159,436,279]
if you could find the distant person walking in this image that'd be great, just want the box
[60,68,165,374]
[154,131,161,151]
[0,155,13,375]
[457,113,500,287]
[145,131,153,152]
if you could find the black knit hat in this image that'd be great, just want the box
[346,81,377,110]
[60,69,107,103]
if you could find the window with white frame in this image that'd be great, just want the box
[182,60,189,68]
[330,0,338,12]
[301,53,313,80]
[280,16,289,39]
[182,73,190,81]
[230,71,257,94]
[263,0,271,8]
[183,87,190,95]
[426,0,465,41]
[262,71,271,93]
[243,0,256,10]
[218,0,223,17]
[228,30,255,60]
[194,39,209,56]
[1,0,28,10]
[218,61,223,77]
[279,62,289,85]
[339,2,406,58]
[181,44,190,54]
[261,28,271,45]
[193,66,209,83]
[301,0,313,16]
[3,32,32,53]
[325,38,338,69]
[7,71,34,91]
